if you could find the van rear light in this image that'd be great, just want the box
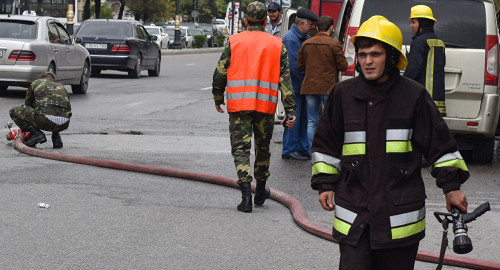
[485,35,498,86]
[8,50,36,61]
[111,43,131,52]
[467,122,479,127]
[342,27,358,77]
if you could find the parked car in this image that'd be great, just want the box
[164,28,186,49]
[74,19,161,78]
[145,25,169,49]
[0,15,91,94]
[214,19,227,34]
[190,28,207,47]
[199,23,217,47]
[165,26,192,48]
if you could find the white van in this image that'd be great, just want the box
[334,0,500,162]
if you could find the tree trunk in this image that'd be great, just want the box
[95,0,101,19]
[118,0,125,19]
[83,0,91,20]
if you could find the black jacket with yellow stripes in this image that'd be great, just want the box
[310,71,469,249]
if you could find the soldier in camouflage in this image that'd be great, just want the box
[212,1,296,213]
[9,72,72,148]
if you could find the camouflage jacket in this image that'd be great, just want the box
[26,78,72,118]
[212,26,296,115]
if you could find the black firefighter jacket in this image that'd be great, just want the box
[310,72,469,249]
[404,29,447,116]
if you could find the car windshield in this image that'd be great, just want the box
[146,28,160,35]
[77,22,131,37]
[200,25,213,32]
[360,0,485,49]
[215,20,225,25]
[0,20,37,39]
[191,29,203,35]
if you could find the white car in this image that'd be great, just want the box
[145,26,169,49]
[165,26,192,48]
[214,19,227,34]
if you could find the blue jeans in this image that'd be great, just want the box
[305,94,327,149]
[282,93,309,155]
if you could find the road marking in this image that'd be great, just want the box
[200,87,212,91]
[186,63,196,66]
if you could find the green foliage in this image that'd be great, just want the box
[216,34,226,47]
[193,35,207,48]
[90,4,114,19]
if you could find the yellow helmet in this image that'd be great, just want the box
[409,5,437,22]
[350,15,407,70]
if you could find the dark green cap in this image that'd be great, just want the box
[246,1,267,22]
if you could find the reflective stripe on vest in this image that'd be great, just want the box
[333,205,358,236]
[390,206,426,239]
[312,152,341,176]
[386,128,413,153]
[226,31,282,114]
[432,151,468,171]
[343,131,366,156]
[425,39,446,115]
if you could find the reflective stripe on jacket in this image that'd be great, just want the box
[310,73,469,248]
[226,31,282,114]
[404,30,446,116]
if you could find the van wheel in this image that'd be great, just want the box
[472,137,494,163]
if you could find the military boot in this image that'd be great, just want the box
[23,126,46,147]
[237,182,252,213]
[52,132,63,149]
[254,181,270,206]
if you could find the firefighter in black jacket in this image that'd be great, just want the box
[311,16,468,269]
[404,5,446,116]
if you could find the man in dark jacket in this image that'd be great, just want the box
[404,5,446,116]
[9,72,71,148]
[311,16,468,269]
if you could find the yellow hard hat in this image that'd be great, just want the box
[409,5,437,22]
[350,15,407,70]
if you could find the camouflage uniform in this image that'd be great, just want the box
[212,22,296,184]
[9,77,72,132]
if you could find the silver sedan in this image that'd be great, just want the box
[0,15,91,94]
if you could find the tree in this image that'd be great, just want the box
[95,0,101,18]
[83,0,91,20]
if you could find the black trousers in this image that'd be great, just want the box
[339,225,419,270]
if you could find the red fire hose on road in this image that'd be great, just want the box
[13,137,500,269]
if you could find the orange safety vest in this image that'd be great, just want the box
[226,31,282,114]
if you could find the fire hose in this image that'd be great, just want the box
[12,136,500,270]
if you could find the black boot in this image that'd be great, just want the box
[24,126,46,147]
[254,181,270,206]
[52,132,63,149]
[237,182,252,213]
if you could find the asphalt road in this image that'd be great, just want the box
[0,50,499,269]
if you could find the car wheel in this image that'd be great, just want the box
[128,55,142,78]
[90,67,101,77]
[71,61,90,94]
[148,56,161,77]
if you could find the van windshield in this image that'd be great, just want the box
[360,0,486,49]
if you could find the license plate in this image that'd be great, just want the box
[85,43,107,49]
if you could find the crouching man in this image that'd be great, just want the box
[9,72,72,148]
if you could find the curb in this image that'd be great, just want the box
[161,47,224,56]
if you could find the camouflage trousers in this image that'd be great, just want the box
[229,111,275,184]
[9,105,69,132]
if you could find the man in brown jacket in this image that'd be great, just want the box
[298,16,347,149]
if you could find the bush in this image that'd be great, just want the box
[216,35,226,47]
[193,35,207,48]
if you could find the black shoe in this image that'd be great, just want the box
[24,126,47,147]
[300,153,312,160]
[52,132,63,149]
[237,182,252,213]
[254,181,270,206]
[282,152,309,160]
